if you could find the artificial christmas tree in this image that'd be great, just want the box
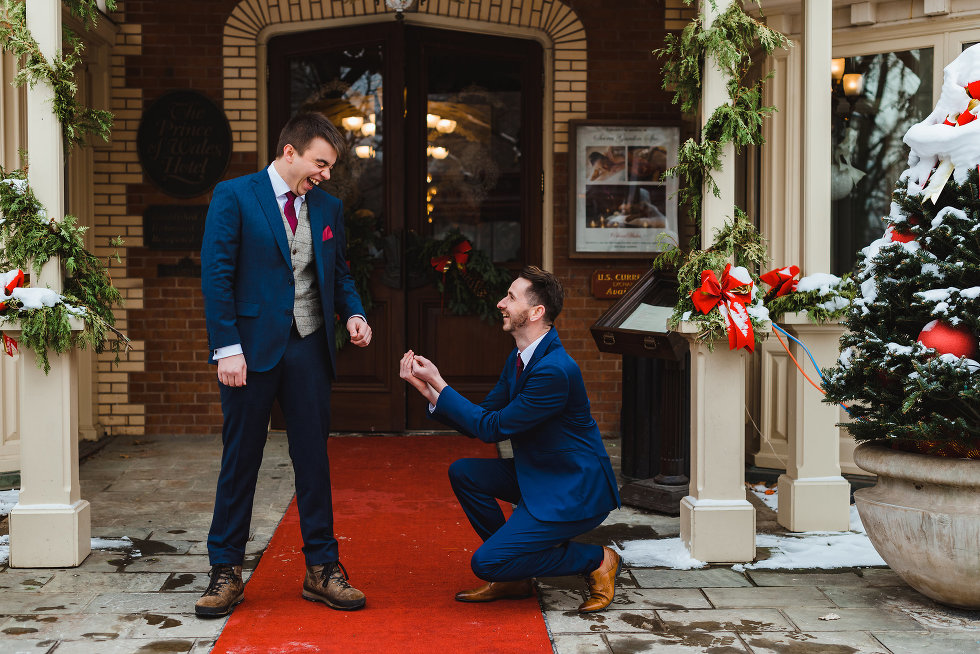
[821,44,980,609]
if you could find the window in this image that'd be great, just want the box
[830,49,934,275]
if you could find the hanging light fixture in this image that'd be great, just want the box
[431,146,449,160]
[842,73,864,97]
[426,113,441,129]
[831,58,845,81]
[435,118,457,134]
[361,122,376,137]
[342,115,364,132]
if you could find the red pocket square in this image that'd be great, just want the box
[322,226,334,241]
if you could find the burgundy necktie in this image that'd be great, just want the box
[516,354,524,380]
[284,191,298,234]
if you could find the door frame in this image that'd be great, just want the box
[256,14,556,270]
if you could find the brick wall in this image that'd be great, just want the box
[554,0,693,435]
[105,0,694,435]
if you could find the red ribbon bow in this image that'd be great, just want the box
[760,265,800,298]
[0,269,24,312]
[430,240,472,274]
[0,269,24,357]
[690,263,756,352]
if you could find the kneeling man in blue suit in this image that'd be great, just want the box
[399,266,622,613]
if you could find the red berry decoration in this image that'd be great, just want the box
[917,320,979,359]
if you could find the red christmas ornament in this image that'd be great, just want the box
[917,320,979,359]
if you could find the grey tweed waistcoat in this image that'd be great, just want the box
[282,200,324,337]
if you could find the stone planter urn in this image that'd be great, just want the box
[853,441,980,609]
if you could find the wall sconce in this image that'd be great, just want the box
[426,113,441,128]
[831,58,845,81]
[355,145,375,159]
[342,115,364,132]
[435,118,457,134]
[430,146,449,160]
[361,122,376,137]
[842,73,864,97]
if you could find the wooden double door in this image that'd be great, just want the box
[268,23,543,431]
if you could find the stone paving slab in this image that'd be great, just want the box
[0,593,97,615]
[551,633,612,653]
[32,638,197,654]
[606,631,748,653]
[84,592,200,615]
[609,589,712,611]
[0,572,54,592]
[738,631,890,654]
[0,639,53,654]
[115,555,212,574]
[818,584,937,609]
[630,568,752,588]
[0,613,137,641]
[40,572,170,594]
[657,609,794,633]
[783,607,924,632]
[544,609,665,634]
[122,613,226,640]
[746,570,870,587]
[872,631,980,654]
[702,586,835,609]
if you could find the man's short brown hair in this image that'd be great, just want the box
[519,266,564,324]
[275,112,347,161]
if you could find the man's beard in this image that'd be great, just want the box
[504,309,530,332]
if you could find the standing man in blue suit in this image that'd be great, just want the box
[197,112,371,618]
[399,266,622,613]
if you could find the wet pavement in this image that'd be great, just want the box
[0,433,977,653]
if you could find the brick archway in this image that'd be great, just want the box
[222,0,586,154]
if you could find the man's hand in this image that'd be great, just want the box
[348,316,372,347]
[400,350,439,404]
[217,354,247,387]
[412,354,447,393]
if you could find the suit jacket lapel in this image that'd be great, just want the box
[252,173,291,265]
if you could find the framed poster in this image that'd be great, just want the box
[569,121,680,258]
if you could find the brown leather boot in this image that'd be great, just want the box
[579,546,620,613]
[302,562,366,610]
[195,564,244,618]
[455,579,534,603]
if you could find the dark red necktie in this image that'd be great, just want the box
[516,354,524,380]
[284,191,298,233]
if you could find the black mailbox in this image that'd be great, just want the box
[590,267,690,515]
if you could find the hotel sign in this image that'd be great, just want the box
[137,90,232,198]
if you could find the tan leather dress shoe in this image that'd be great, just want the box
[455,579,534,602]
[579,546,620,613]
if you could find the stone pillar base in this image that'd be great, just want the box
[680,496,756,562]
[9,500,91,568]
[777,474,851,532]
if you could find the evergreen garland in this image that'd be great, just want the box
[822,170,980,458]
[654,0,787,246]
[765,275,857,323]
[408,229,511,323]
[668,209,771,346]
[0,0,116,151]
[0,168,127,373]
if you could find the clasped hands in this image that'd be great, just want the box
[399,350,446,406]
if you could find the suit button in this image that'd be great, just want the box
[292,249,298,255]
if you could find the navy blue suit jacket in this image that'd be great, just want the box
[201,170,364,377]
[432,328,621,523]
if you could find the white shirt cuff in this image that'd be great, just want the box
[214,344,243,359]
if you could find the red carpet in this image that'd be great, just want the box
[212,435,554,654]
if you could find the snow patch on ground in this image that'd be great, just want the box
[0,489,17,519]
[615,486,883,572]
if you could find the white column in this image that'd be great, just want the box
[9,0,90,568]
[680,336,755,561]
[778,316,850,532]
[677,0,754,563]
[776,0,850,533]
[700,0,736,238]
